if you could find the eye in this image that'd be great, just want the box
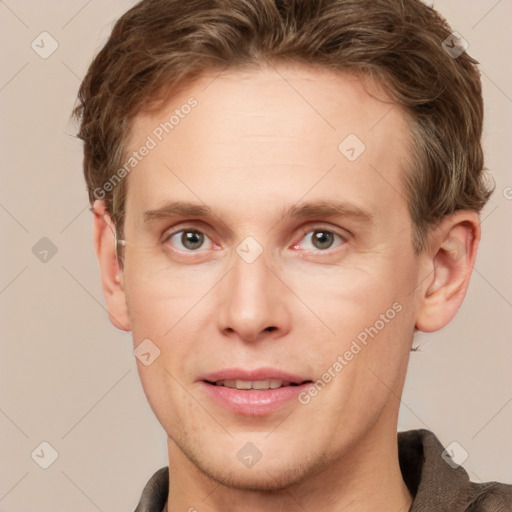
[294,229,345,251]
[166,229,213,251]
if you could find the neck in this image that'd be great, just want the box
[165,409,412,512]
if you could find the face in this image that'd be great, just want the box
[118,64,423,490]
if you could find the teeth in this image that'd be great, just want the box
[236,380,252,390]
[214,379,292,390]
[270,379,283,389]
[251,380,270,390]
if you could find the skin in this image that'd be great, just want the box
[93,63,480,511]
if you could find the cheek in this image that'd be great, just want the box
[123,251,221,332]
[282,256,413,331]
[283,255,418,391]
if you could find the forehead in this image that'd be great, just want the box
[124,63,412,226]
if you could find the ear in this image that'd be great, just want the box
[415,211,481,333]
[92,200,131,332]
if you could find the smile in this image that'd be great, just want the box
[208,379,301,390]
[199,368,313,416]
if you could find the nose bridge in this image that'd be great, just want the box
[216,246,291,342]
[232,252,270,304]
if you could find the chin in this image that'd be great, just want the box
[183,443,324,493]
[203,464,312,493]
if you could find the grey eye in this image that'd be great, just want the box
[311,230,335,250]
[167,229,211,251]
[181,230,205,250]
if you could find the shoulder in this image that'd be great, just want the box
[134,467,169,512]
[466,481,512,511]
[398,429,512,512]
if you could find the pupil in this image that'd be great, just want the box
[182,231,204,250]
[312,230,333,249]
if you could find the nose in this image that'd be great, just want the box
[216,250,292,343]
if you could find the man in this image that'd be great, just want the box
[74,0,511,510]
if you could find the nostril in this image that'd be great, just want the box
[264,326,277,332]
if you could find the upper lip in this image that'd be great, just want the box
[199,367,310,384]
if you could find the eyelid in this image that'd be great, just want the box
[160,221,350,254]
[160,221,215,244]
[160,230,214,256]
[291,223,351,249]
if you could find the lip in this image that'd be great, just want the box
[199,367,308,384]
[198,367,312,416]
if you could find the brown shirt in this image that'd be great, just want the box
[134,429,512,511]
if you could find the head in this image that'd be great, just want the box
[75,0,491,492]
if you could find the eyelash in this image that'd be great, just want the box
[164,228,218,252]
[162,224,348,253]
[292,226,346,252]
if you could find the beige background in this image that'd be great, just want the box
[1,1,511,510]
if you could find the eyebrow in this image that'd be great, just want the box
[143,199,373,225]
[281,201,373,224]
[143,202,214,223]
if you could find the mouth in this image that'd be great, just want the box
[205,379,307,390]
[199,368,313,416]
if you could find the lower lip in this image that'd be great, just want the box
[200,381,311,416]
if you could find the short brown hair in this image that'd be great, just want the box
[73,0,492,258]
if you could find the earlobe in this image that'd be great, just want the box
[415,212,480,333]
[92,200,131,332]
